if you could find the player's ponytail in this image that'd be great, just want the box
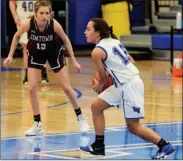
[109,26,118,39]
[91,18,118,40]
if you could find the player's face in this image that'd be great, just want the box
[85,21,100,44]
[36,6,51,24]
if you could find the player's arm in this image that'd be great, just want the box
[53,19,76,62]
[92,48,107,85]
[128,54,136,64]
[9,0,21,26]
[8,19,30,58]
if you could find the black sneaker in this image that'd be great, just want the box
[151,142,175,159]
[41,68,49,85]
[80,142,105,155]
[23,72,28,85]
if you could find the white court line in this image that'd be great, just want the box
[94,153,131,160]
[25,140,182,155]
[110,142,182,151]
[1,121,182,140]
[106,140,183,149]
[28,150,131,160]
[106,150,131,155]
[25,142,182,160]
[27,152,75,160]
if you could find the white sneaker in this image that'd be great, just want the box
[78,115,90,133]
[25,122,44,136]
[79,134,90,147]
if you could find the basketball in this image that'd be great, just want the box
[92,72,113,92]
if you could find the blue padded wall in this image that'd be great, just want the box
[1,0,7,48]
[152,34,183,50]
[68,0,101,46]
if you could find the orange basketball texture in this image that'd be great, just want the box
[92,73,113,91]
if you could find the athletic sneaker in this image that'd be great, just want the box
[151,142,175,160]
[79,134,90,147]
[77,115,89,133]
[23,74,28,85]
[80,142,105,155]
[41,68,49,85]
[25,136,43,152]
[25,121,44,136]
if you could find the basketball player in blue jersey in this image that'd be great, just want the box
[9,0,49,84]
[4,0,89,136]
[80,18,175,159]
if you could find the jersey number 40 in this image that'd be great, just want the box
[22,1,34,12]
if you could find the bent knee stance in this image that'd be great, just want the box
[91,102,103,115]
[126,120,140,134]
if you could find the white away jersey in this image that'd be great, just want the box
[16,0,35,20]
[96,38,139,84]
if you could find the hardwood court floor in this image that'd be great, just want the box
[1,57,182,138]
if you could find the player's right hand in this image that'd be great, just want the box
[3,56,13,67]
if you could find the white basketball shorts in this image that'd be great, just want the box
[99,75,144,119]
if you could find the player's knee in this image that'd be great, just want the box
[126,121,139,134]
[62,84,73,95]
[91,101,101,115]
[28,84,38,94]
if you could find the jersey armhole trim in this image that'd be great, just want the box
[96,46,108,62]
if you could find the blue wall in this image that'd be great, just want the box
[68,0,101,45]
[130,0,145,27]
[1,0,7,48]
[152,34,183,50]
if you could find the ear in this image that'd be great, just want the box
[96,31,100,37]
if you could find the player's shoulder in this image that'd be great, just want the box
[98,38,119,46]
[52,18,60,26]
[92,47,106,61]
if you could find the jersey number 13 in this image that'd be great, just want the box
[37,43,46,50]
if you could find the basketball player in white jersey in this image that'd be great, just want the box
[9,0,49,84]
[80,18,175,159]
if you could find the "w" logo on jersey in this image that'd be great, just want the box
[132,107,140,113]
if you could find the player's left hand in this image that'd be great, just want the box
[92,79,104,94]
[72,60,81,73]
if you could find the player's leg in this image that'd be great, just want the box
[80,98,110,155]
[25,53,46,136]
[25,67,44,136]
[125,119,175,159]
[80,85,121,155]
[55,66,89,133]
[123,75,175,159]
[48,46,89,133]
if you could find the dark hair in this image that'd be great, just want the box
[91,18,118,40]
